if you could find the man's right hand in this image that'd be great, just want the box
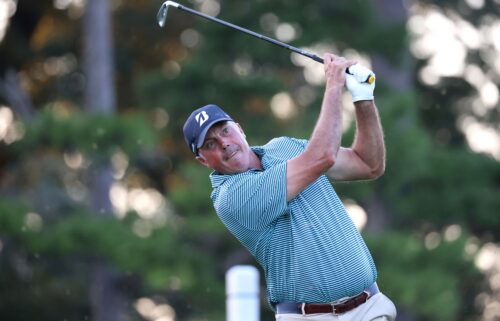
[323,53,356,90]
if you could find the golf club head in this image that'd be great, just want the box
[156,1,180,28]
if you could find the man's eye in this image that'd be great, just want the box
[206,142,214,149]
[222,127,229,134]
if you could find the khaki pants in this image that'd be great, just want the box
[275,293,397,321]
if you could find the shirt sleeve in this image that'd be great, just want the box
[288,137,308,148]
[213,161,288,231]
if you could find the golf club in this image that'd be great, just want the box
[156,1,375,84]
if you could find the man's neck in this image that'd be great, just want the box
[249,150,263,171]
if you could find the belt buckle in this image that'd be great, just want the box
[330,303,339,316]
[329,297,349,316]
[300,303,306,316]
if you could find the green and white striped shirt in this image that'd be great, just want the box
[210,136,377,306]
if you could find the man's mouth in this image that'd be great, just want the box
[225,148,239,161]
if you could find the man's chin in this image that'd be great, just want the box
[223,162,247,174]
[219,167,244,175]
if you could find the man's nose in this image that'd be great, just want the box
[220,137,230,148]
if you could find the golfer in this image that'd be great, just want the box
[183,54,397,321]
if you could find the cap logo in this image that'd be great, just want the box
[195,111,209,127]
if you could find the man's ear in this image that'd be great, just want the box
[196,155,209,168]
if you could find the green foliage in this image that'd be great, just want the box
[0,197,223,297]
[337,92,500,240]
[11,109,157,159]
[367,232,482,321]
[0,198,28,233]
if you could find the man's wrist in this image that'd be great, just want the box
[325,82,344,92]
[354,100,374,108]
[325,84,344,100]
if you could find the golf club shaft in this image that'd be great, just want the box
[158,2,375,83]
[175,4,324,64]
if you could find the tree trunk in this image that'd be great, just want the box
[89,259,126,321]
[367,2,418,321]
[365,0,414,234]
[82,1,124,320]
[0,68,34,121]
[370,0,413,91]
[83,0,116,115]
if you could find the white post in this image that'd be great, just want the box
[226,265,260,321]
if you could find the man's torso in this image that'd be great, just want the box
[210,136,377,305]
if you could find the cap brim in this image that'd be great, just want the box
[195,118,233,149]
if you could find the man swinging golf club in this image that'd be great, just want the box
[182,54,397,321]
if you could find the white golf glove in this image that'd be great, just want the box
[345,64,376,102]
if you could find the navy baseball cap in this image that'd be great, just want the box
[183,104,234,155]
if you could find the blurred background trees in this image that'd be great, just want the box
[0,0,499,320]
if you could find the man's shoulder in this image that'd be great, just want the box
[210,136,306,190]
[263,136,308,150]
[244,137,307,164]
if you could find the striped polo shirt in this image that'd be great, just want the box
[210,136,377,306]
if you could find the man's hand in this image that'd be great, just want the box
[323,53,356,90]
[346,64,376,102]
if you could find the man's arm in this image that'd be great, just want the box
[285,54,355,201]
[327,100,385,181]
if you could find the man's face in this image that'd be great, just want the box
[196,121,253,174]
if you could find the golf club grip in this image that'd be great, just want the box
[299,53,373,84]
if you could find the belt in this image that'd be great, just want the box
[276,283,379,315]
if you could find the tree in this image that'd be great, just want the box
[82,0,126,320]
[0,0,498,320]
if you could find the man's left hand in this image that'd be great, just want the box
[346,64,376,102]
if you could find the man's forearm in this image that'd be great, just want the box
[285,54,354,200]
[308,84,343,160]
[352,101,385,175]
